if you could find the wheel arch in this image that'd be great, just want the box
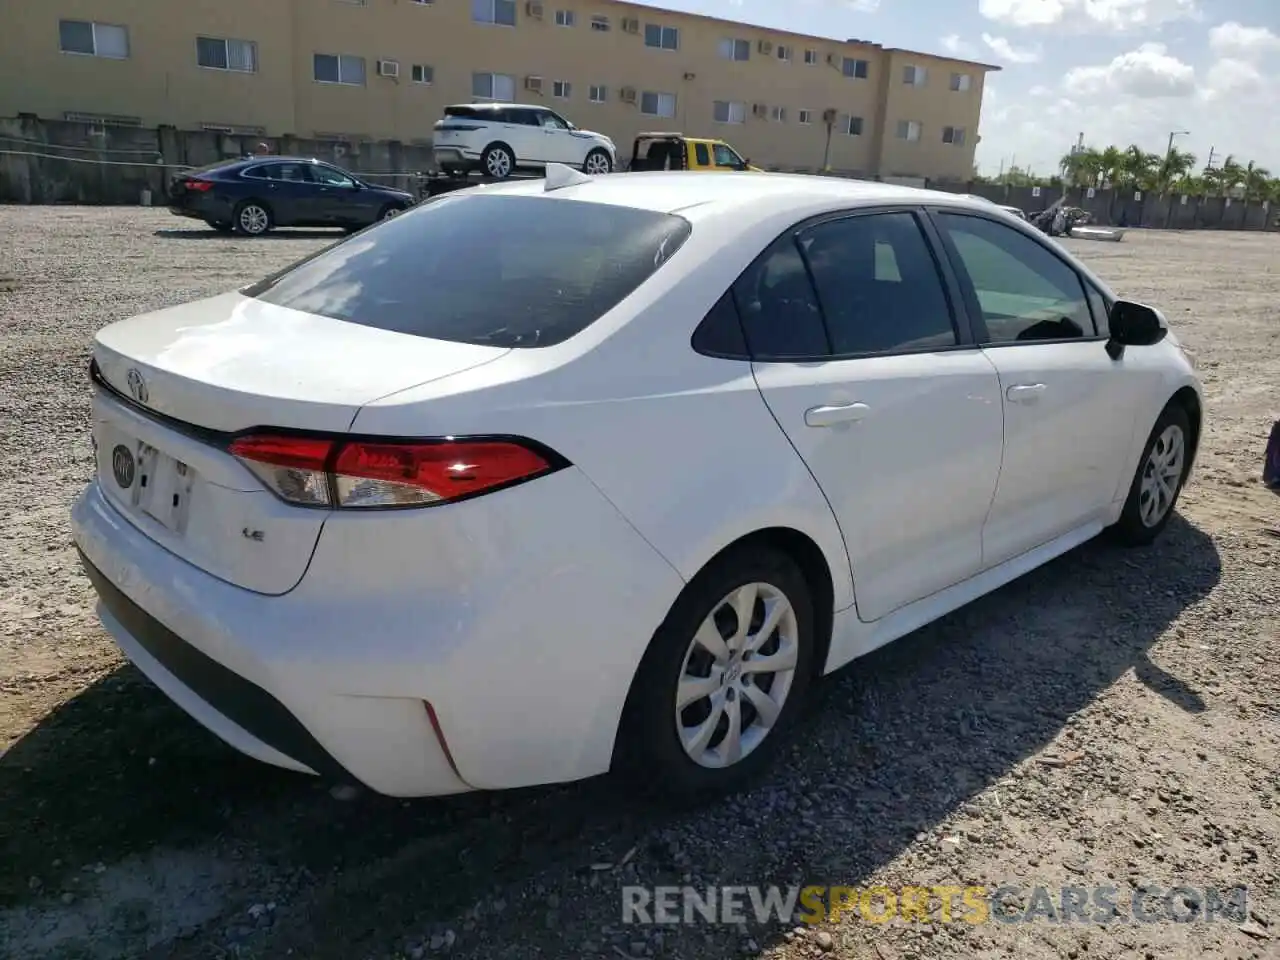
[1169,385,1202,473]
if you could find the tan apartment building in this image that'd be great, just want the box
[0,0,999,180]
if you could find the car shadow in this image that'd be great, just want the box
[152,228,345,241]
[0,516,1221,958]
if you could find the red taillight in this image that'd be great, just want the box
[184,178,215,192]
[227,434,561,509]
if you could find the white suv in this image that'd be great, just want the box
[432,103,616,179]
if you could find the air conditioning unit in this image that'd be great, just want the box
[377,59,400,78]
[524,75,543,93]
[757,40,773,54]
[752,103,767,118]
[526,1,544,18]
[826,53,839,66]
[621,17,640,33]
[822,108,838,124]
[620,86,637,103]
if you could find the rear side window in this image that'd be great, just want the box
[799,212,958,354]
[731,236,829,359]
[444,105,483,119]
[244,194,692,348]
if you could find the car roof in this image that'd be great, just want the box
[445,102,551,111]
[469,170,1005,218]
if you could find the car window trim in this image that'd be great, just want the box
[690,203,982,363]
[924,205,1109,348]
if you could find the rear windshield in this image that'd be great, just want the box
[244,193,692,348]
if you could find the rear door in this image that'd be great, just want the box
[497,107,542,164]
[747,208,1005,622]
[242,161,314,225]
[929,209,1143,566]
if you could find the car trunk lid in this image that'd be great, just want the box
[90,292,509,594]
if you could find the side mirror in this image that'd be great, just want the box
[1106,299,1167,359]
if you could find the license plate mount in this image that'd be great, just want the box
[132,442,195,535]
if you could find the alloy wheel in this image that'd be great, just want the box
[584,152,612,175]
[239,205,269,235]
[486,149,512,178]
[1139,424,1185,527]
[675,582,799,769]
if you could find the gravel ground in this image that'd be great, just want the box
[0,207,1277,960]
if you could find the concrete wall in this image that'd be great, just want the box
[932,181,1279,232]
[0,117,433,205]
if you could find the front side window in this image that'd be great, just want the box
[245,162,310,182]
[936,212,1095,343]
[472,0,517,25]
[245,194,693,349]
[310,164,356,187]
[799,212,957,355]
[314,53,365,85]
[59,20,129,58]
[713,144,746,169]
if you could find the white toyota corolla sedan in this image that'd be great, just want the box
[72,167,1202,800]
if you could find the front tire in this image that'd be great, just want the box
[582,148,613,175]
[615,546,816,801]
[1111,403,1192,545]
[233,201,272,236]
[481,143,515,180]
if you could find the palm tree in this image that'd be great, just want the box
[1156,148,1196,193]
[1060,147,1103,188]
[1241,161,1272,201]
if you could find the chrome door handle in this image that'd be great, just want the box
[1006,383,1047,403]
[804,402,869,427]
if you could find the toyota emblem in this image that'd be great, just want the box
[125,368,148,405]
[111,444,135,489]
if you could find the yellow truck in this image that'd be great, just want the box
[626,132,763,173]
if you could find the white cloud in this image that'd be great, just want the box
[979,0,1198,30]
[1201,58,1264,100]
[1063,43,1196,98]
[1207,21,1280,60]
[939,34,979,58]
[981,33,1042,63]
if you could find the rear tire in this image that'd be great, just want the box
[614,545,816,802]
[233,201,272,236]
[481,143,515,180]
[1110,403,1192,546]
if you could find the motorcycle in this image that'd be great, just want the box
[1030,203,1090,237]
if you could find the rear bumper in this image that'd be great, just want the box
[71,465,685,796]
[432,146,480,167]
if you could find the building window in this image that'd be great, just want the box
[897,119,922,141]
[770,106,787,122]
[942,126,966,145]
[776,44,791,62]
[314,53,366,85]
[472,72,516,100]
[950,72,972,91]
[903,65,927,86]
[555,9,574,26]
[713,100,746,124]
[197,37,257,73]
[718,38,750,61]
[842,57,869,79]
[640,91,677,117]
[590,15,610,31]
[472,0,516,26]
[409,0,434,4]
[59,20,129,59]
[845,115,864,136]
[589,84,607,103]
[553,80,572,98]
[645,24,679,50]
[411,63,434,84]
[803,48,818,65]
[798,109,813,124]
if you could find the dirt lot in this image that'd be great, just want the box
[0,207,1277,960]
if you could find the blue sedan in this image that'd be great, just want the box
[167,156,416,236]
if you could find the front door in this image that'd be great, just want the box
[307,163,367,225]
[712,142,749,171]
[535,110,577,164]
[930,210,1142,566]
[746,208,1004,622]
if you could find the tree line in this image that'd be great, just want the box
[973,143,1277,201]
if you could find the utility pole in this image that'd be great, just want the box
[1205,145,1216,170]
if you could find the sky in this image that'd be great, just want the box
[630,0,1280,176]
